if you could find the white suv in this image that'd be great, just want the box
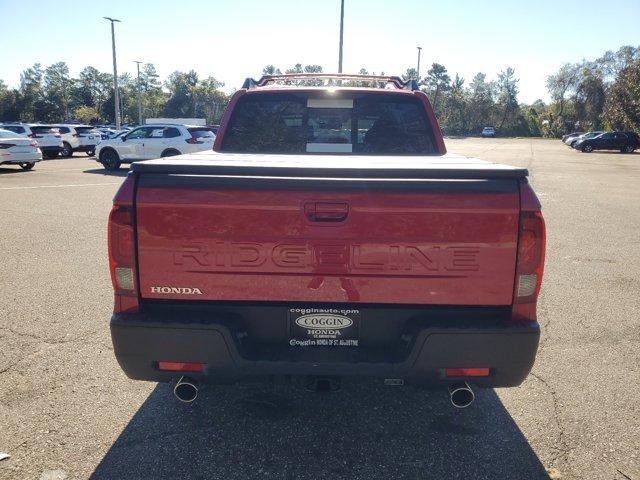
[0,128,42,170]
[53,124,102,157]
[1,123,63,159]
[95,124,216,170]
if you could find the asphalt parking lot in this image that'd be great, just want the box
[0,139,638,480]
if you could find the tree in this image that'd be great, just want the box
[192,76,227,122]
[285,63,304,74]
[1,62,232,125]
[260,64,324,85]
[18,64,45,121]
[135,64,165,120]
[140,63,161,91]
[43,62,72,121]
[496,67,519,131]
[303,65,322,73]
[441,74,467,134]
[161,71,227,123]
[164,70,199,117]
[467,72,495,133]
[546,63,579,133]
[0,80,20,122]
[603,58,640,133]
[574,64,606,130]
[262,65,282,75]
[75,66,112,120]
[597,46,639,79]
[522,102,545,136]
[402,68,418,82]
[0,80,8,120]
[424,63,450,115]
[74,105,99,123]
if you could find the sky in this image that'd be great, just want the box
[1,0,639,104]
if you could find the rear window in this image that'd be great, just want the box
[188,128,215,139]
[3,126,25,134]
[31,126,58,134]
[75,127,97,134]
[220,92,436,154]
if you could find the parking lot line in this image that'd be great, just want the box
[0,182,120,191]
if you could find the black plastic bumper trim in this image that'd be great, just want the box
[110,309,539,387]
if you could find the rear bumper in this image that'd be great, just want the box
[40,146,62,154]
[111,304,540,387]
[74,144,96,152]
[0,153,42,164]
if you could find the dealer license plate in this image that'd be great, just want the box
[289,307,360,347]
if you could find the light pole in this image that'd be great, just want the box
[104,17,121,129]
[134,60,143,126]
[416,46,422,81]
[338,0,344,73]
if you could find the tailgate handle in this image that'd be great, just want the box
[305,202,349,222]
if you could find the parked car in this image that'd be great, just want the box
[574,131,639,153]
[97,129,115,140]
[0,128,42,170]
[108,73,546,407]
[568,131,605,148]
[52,124,102,157]
[562,131,584,143]
[97,128,129,140]
[95,124,216,170]
[481,126,496,137]
[0,123,63,159]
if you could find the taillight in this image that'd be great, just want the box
[514,211,545,301]
[73,133,80,137]
[512,182,546,321]
[157,362,204,373]
[108,176,138,313]
[186,137,203,144]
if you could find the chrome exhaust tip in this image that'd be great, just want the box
[174,376,198,403]
[448,381,475,408]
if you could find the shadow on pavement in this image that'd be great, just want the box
[83,168,129,177]
[90,381,548,480]
[0,166,32,174]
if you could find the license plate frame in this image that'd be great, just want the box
[288,307,360,347]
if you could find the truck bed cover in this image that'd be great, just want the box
[130,152,528,180]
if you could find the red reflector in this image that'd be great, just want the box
[157,362,204,373]
[445,368,490,377]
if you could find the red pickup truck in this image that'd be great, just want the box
[108,74,545,408]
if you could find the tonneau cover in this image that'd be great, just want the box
[131,152,528,180]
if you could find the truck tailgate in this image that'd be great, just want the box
[134,159,521,305]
